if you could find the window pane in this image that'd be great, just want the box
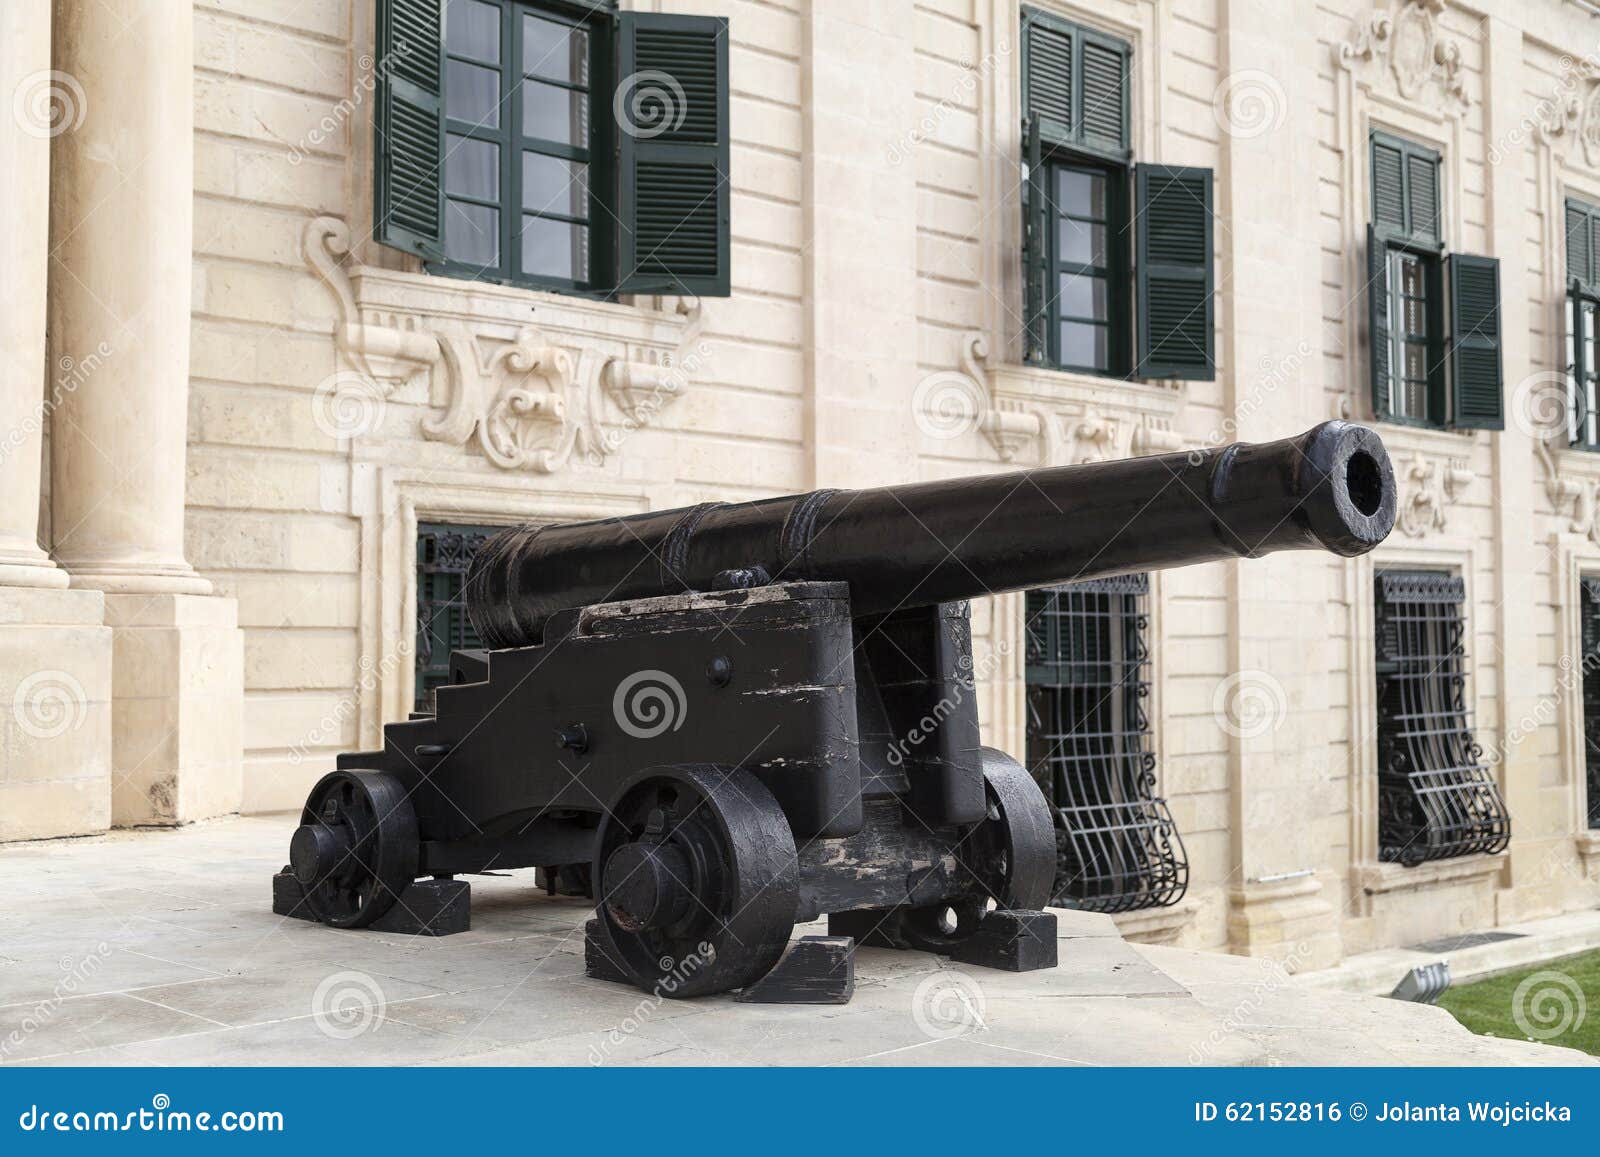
[521,80,588,146]
[447,59,500,128]
[1058,217,1107,266]
[1057,272,1107,321]
[445,135,499,200]
[522,152,587,218]
[445,199,498,266]
[446,0,500,63]
[521,215,589,282]
[1403,342,1427,383]
[1055,169,1105,218]
[523,13,588,86]
[1059,321,1108,369]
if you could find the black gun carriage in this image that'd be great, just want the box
[274,420,1397,1000]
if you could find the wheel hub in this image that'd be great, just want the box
[601,841,693,931]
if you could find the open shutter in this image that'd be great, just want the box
[1022,117,1048,365]
[1134,165,1213,380]
[614,13,730,297]
[1367,225,1392,420]
[1447,253,1504,430]
[374,0,445,260]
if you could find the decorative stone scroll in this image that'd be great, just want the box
[1336,0,1469,113]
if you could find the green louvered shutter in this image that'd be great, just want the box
[1134,165,1214,380]
[1078,31,1129,157]
[615,13,730,297]
[1371,137,1406,237]
[1570,199,1599,293]
[1368,224,1392,420]
[374,0,445,260]
[1448,253,1503,429]
[1021,9,1074,149]
[1406,151,1440,246]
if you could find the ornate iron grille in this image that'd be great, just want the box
[1374,570,1510,864]
[1024,574,1188,913]
[415,523,501,713]
[1581,577,1600,829]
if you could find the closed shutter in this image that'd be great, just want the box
[1569,200,1595,292]
[1368,224,1392,420]
[1407,151,1439,245]
[1370,131,1439,248]
[1447,253,1503,430]
[374,0,445,260]
[614,13,730,296]
[1371,138,1406,235]
[1134,165,1214,380]
[1020,7,1129,160]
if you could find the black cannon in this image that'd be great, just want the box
[274,420,1396,1000]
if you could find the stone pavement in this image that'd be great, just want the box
[0,817,1589,1067]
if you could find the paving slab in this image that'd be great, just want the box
[0,816,1590,1067]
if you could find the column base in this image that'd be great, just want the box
[0,586,112,841]
[1225,875,1343,971]
[0,534,69,589]
[104,592,242,827]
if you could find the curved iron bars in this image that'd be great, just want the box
[1374,570,1510,864]
[1025,574,1189,913]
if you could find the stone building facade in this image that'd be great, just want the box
[5,0,1600,969]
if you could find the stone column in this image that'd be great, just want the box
[47,0,242,828]
[1215,0,1343,969]
[0,0,112,842]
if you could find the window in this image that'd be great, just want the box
[1020,8,1213,381]
[1581,577,1600,828]
[415,523,500,711]
[1565,198,1600,448]
[1373,570,1510,864]
[1366,132,1503,429]
[1024,575,1188,913]
[375,0,730,297]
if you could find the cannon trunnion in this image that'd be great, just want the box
[274,421,1398,1001]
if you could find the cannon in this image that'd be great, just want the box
[273,420,1397,1000]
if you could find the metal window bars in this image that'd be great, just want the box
[415,523,500,713]
[1581,577,1600,829]
[1024,574,1189,913]
[1374,570,1510,864]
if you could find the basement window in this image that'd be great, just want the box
[415,523,501,712]
[1373,570,1510,864]
[1025,574,1189,913]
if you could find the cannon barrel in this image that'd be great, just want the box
[467,420,1396,648]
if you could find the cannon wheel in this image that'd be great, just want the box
[288,769,419,928]
[593,765,799,998]
[891,747,1055,954]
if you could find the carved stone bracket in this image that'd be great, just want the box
[945,332,1188,467]
[1537,433,1600,542]
[1396,449,1474,538]
[1535,57,1600,169]
[1336,0,1468,113]
[304,216,701,472]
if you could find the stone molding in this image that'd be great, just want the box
[1394,448,1475,538]
[304,216,703,474]
[1336,0,1469,113]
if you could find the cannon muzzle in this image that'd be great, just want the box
[468,420,1396,648]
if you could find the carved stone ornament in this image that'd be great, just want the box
[1534,58,1600,169]
[1336,0,1468,112]
[1536,431,1600,543]
[304,215,703,473]
[1395,449,1474,538]
[943,332,1187,466]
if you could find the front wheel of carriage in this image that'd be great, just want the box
[592,765,799,998]
[287,769,419,928]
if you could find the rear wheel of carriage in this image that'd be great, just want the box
[593,765,798,998]
[891,747,1055,954]
[288,769,419,928]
